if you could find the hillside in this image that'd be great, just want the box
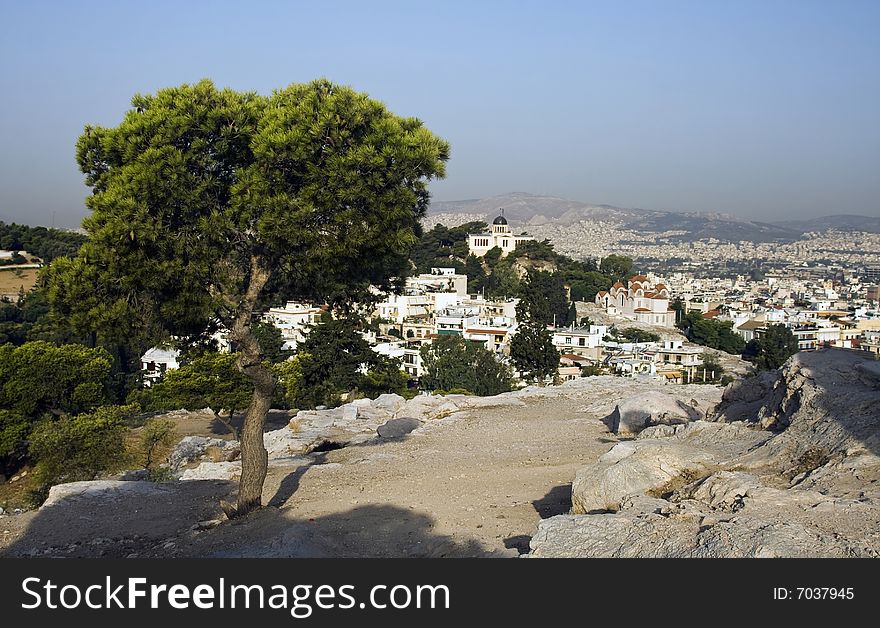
[773,214,880,234]
[429,192,878,242]
[2,348,876,558]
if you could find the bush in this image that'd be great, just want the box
[28,406,129,488]
[420,335,513,396]
[619,328,660,343]
[580,365,605,377]
[140,417,177,471]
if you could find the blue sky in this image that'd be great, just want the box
[1,0,878,227]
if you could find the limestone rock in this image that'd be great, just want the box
[42,480,170,508]
[571,439,717,513]
[372,393,407,415]
[602,390,703,434]
[179,461,241,481]
[168,436,232,470]
[532,349,880,558]
[377,417,422,439]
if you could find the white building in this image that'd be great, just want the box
[263,301,324,350]
[140,347,180,386]
[552,325,608,351]
[595,275,676,327]
[467,212,535,258]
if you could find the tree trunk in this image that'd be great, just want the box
[229,256,274,517]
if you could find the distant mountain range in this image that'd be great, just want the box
[428,193,879,242]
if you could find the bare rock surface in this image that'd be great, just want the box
[530,349,880,558]
[3,351,876,558]
[601,390,704,434]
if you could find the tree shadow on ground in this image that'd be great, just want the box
[532,483,572,519]
[206,503,494,558]
[2,475,500,558]
[503,484,573,555]
[0,479,237,558]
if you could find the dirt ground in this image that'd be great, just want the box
[0,394,621,558]
[0,267,38,298]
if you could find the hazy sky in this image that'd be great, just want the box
[1,0,878,227]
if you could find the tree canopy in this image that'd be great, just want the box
[743,324,799,370]
[52,79,449,514]
[0,341,113,473]
[419,335,513,395]
[0,221,86,263]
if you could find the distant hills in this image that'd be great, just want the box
[428,192,879,242]
[772,214,880,233]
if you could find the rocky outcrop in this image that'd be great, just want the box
[531,350,880,558]
[377,417,422,439]
[169,436,240,470]
[601,391,704,434]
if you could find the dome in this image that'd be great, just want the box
[492,214,508,225]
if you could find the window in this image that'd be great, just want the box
[579,338,585,346]
[565,337,571,344]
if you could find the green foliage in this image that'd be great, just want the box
[0,341,112,419]
[0,409,29,462]
[580,364,605,377]
[696,352,726,384]
[284,313,408,409]
[130,352,252,417]
[743,324,799,371]
[510,323,560,383]
[0,221,86,263]
[29,405,130,487]
[464,254,487,294]
[619,328,661,343]
[0,289,52,346]
[670,297,685,324]
[0,341,113,473]
[677,311,745,354]
[274,353,310,409]
[140,417,177,471]
[410,222,487,275]
[599,254,634,283]
[419,335,513,396]
[251,320,286,363]
[49,77,448,398]
[361,358,409,398]
[516,269,571,327]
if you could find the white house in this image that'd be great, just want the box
[467,212,535,258]
[263,301,324,350]
[141,347,180,386]
[551,325,608,351]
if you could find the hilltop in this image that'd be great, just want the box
[2,348,876,558]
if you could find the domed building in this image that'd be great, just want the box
[467,210,535,257]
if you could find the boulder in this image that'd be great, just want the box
[41,480,169,508]
[263,427,324,459]
[571,439,717,513]
[179,461,241,481]
[377,417,422,439]
[602,391,703,434]
[398,395,446,420]
[531,350,880,558]
[372,393,407,415]
[168,436,231,469]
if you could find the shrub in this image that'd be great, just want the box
[29,406,129,488]
[140,417,177,471]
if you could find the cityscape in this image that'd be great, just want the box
[0,1,878,586]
